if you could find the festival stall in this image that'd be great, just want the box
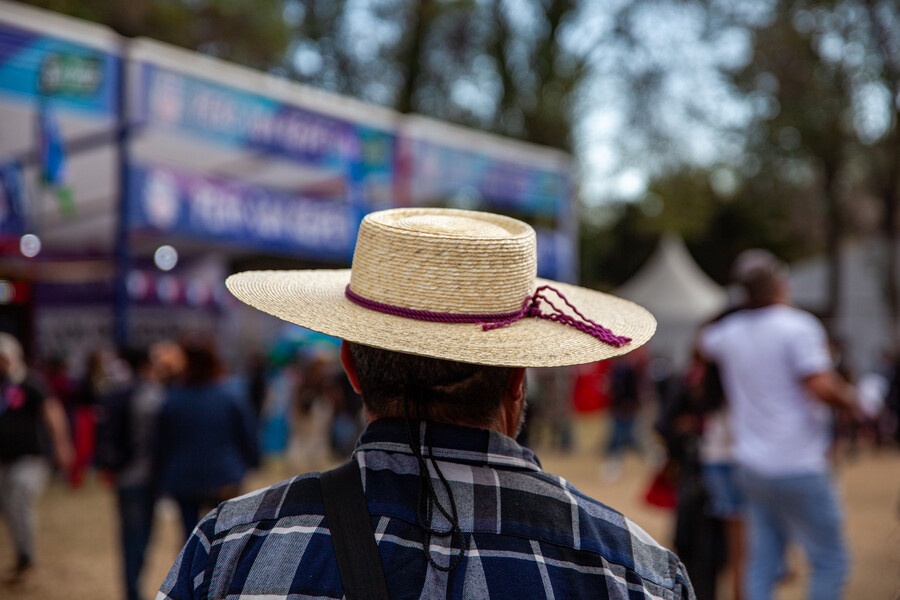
[0,1,576,361]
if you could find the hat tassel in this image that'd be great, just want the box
[482,285,632,348]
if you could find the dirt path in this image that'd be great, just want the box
[2,434,898,599]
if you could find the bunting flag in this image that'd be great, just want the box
[0,162,26,235]
[37,104,75,217]
[38,105,65,184]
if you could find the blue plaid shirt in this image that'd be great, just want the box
[157,419,694,599]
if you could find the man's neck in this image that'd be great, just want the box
[365,409,507,436]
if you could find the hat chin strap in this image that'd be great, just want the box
[344,285,632,347]
[403,392,466,572]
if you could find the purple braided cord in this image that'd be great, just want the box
[344,284,631,347]
[345,286,522,323]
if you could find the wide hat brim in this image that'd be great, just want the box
[226,270,656,368]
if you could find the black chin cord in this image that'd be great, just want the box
[403,394,466,572]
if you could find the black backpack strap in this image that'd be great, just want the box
[321,460,390,600]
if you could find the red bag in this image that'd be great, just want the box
[643,465,677,509]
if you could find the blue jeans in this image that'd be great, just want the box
[117,485,156,600]
[606,415,638,456]
[737,468,849,600]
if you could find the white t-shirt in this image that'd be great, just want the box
[699,408,734,465]
[700,305,834,476]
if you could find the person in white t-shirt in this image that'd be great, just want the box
[699,250,857,600]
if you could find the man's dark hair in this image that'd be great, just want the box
[731,249,787,308]
[741,270,782,308]
[346,342,514,426]
[180,333,222,386]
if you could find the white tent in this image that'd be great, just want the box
[616,233,728,369]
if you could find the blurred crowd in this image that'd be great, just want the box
[1,324,899,600]
[0,332,364,599]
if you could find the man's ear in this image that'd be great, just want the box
[508,367,526,401]
[500,367,527,438]
[340,341,362,394]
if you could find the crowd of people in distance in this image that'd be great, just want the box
[0,332,364,600]
[2,246,900,600]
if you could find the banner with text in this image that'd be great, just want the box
[128,165,355,261]
[0,22,118,115]
[138,64,360,170]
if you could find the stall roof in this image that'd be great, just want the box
[400,114,571,171]
[127,39,572,169]
[127,38,400,133]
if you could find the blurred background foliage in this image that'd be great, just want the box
[15,0,900,323]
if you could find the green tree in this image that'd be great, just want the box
[289,0,587,151]
[733,1,857,322]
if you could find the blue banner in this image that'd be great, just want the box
[128,165,355,261]
[0,22,118,115]
[140,64,360,169]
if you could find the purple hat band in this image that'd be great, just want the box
[344,285,631,348]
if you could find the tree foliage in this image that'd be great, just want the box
[589,0,900,333]
[289,0,587,151]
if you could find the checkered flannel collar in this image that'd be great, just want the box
[355,417,543,473]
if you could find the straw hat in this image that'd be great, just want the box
[226,208,655,367]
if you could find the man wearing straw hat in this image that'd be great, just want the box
[158,208,693,600]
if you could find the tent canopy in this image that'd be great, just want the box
[616,233,727,323]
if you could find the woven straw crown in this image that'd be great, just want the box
[350,209,536,314]
[226,207,656,367]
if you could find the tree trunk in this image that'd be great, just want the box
[822,162,842,332]
[880,128,900,347]
[395,0,433,115]
[885,195,899,343]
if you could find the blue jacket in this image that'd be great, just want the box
[155,381,258,497]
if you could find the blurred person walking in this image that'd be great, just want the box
[286,352,338,471]
[154,335,258,540]
[655,353,725,600]
[245,351,268,420]
[69,349,111,487]
[0,333,74,586]
[699,250,857,600]
[602,348,652,481]
[96,346,166,600]
[43,355,76,425]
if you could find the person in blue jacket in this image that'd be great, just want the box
[154,335,258,539]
